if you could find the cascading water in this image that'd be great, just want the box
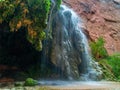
[40,0,56,72]
[50,5,102,80]
[41,2,102,80]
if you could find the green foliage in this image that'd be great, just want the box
[24,78,38,86]
[0,0,51,51]
[90,37,120,81]
[99,59,115,81]
[106,54,120,79]
[0,0,62,51]
[56,0,62,9]
[27,0,51,27]
[98,54,120,81]
[0,0,15,23]
[90,37,108,60]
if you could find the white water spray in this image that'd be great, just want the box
[51,5,102,80]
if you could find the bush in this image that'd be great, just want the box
[99,59,115,80]
[90,37,120,81]
[106,54,120,79]
[90,37,108,60]
[98,54,120,81]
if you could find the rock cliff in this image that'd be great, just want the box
[63,0,120,54]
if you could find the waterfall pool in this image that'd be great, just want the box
[38,80,107,86]
[38,80,117,86]
[38,80,120,90]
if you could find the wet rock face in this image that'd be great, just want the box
[50,5,102,80]
[63,0,120,55]
[51,6,81,79]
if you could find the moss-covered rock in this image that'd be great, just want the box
[24,78,38,86]
[0,0,62,51]
[55,0,62,9]
[0,0,49,51]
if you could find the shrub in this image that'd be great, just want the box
[90,37,108,60]
[106,54,120,79]
[99,59,115,80]
[90,37,120,81]
[98,54,120,81]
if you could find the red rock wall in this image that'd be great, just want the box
[63,0,120,55]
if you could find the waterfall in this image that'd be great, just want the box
[40,0,56,73]
[46,0,56,33]
[50,5,102,80]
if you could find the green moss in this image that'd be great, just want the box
[56,0,62,9]
[0,0,52,51]
[53,0,62,12]
[24,78,38,86]
[24,0,51,51]
[0,0,62,51]
[0,0,16,23]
